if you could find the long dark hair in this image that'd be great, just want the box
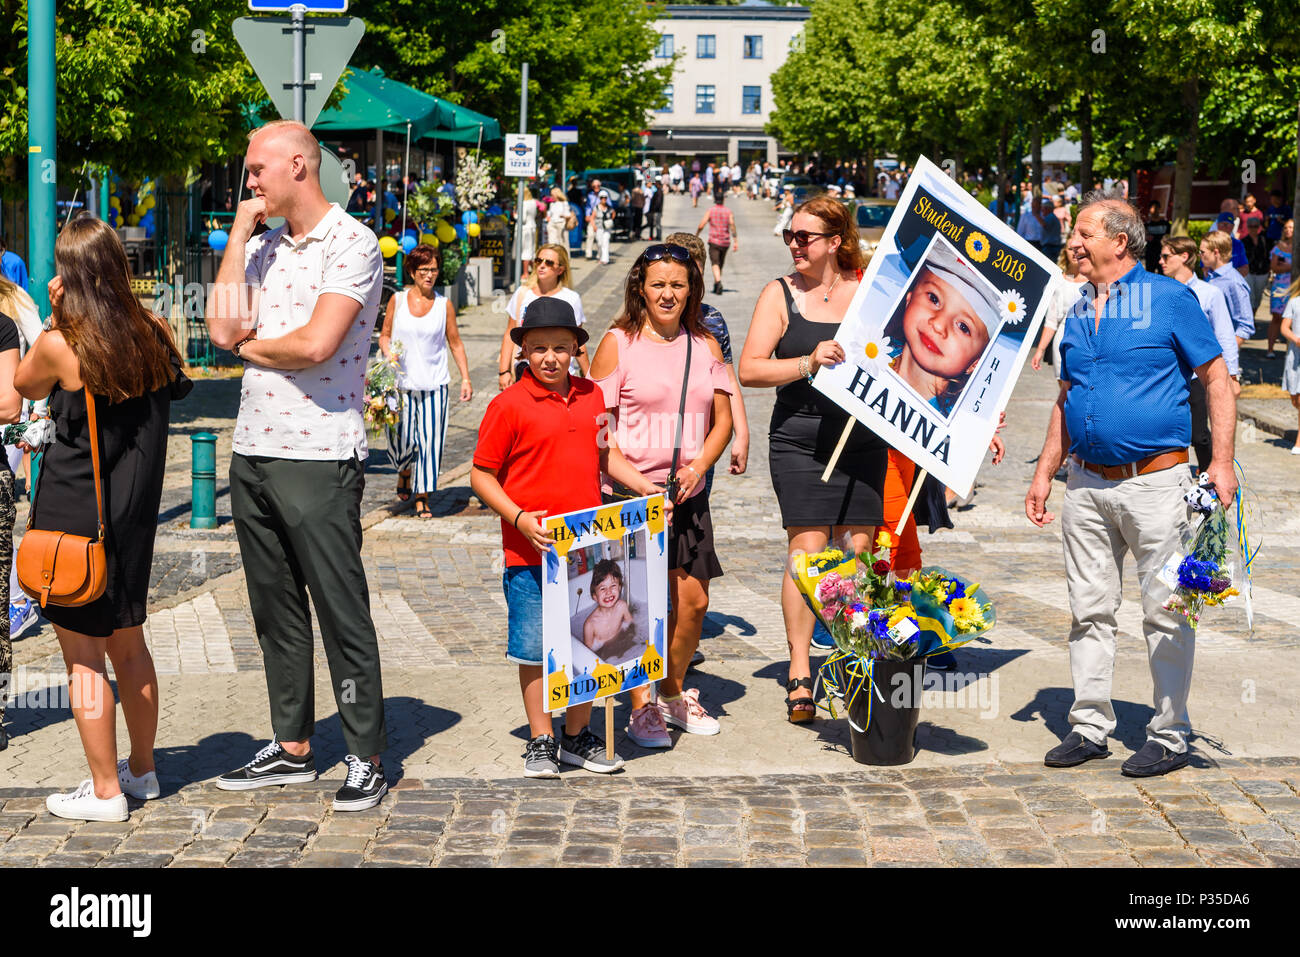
[611,247,705,340]
[53,216,182,402]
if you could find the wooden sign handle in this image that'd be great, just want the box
[820,418,856,482]
[894,467,928,537]
[605,695,615,761]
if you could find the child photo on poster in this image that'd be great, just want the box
[814,155,1061,497]
[542,496,668,713]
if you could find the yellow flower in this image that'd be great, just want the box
[948,597,978,619]
[965,231,990,263]
[888,604,915,628]
[875,531,895,550]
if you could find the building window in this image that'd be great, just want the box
[697,35,716,58]
[695,85,716,114]
[657,85,673,113]
[744,35,763,58]
[742,86,761,114]
[655,34,673,59]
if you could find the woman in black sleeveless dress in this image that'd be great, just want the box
[15,217,189,822]
[738,196,886,721]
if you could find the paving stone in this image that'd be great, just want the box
[299,851,364,867]
[97,853,175,867]
[806,846,869,866]
[560,845,615,866]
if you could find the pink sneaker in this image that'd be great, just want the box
[658,688,720,735]
[627,703,672,748]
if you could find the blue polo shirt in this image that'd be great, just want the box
[1059,263,1222,466]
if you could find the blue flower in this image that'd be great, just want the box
[894,582,913,594]
[945,579,966,600]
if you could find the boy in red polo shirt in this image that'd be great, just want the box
[472,297,661,778]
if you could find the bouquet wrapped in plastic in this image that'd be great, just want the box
[790,531,996,722]
[1161,475,1240,629]
[363,342,404,435]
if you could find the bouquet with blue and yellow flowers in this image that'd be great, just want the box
[789,531,996,726]
[791,532,995,662]
[1162,477,1240,629]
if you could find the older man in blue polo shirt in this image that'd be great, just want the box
[1026,192,1238,778]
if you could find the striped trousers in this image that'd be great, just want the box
[386,386,449,495]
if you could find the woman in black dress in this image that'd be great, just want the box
[738,196,886,721]
[15,216,189,822]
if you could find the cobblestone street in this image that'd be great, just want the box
[3,193,1299,868]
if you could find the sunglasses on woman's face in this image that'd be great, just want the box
[641,244,692,265]
[783,229,832,247]
[534,257,559,268]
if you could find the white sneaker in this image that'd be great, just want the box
[46,780,128,822]
[1290,446,1300,455]
[117,759,160,800]
[658,688,721,735]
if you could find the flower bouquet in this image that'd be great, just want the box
[363,342,403,435]
[789,531,995,764]
[1161,477,1240,629]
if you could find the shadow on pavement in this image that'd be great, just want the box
[152,697,460,794]
[1010,686,1156,753]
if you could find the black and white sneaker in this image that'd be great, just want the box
[215,738,317,791]
[332,754,388,811]
[523,734,560,779]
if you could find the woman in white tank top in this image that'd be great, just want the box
[378,245,472,517]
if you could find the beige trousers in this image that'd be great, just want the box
[1061,459,1197,752]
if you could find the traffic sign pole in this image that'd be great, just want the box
[26,0,55,316]
[291,5,306,123]
[514,62,528,287]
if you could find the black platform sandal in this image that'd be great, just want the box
[785,677,816,724]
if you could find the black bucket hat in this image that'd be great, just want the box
[510,296,589,346]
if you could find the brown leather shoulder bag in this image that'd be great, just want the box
[17,389,108,608]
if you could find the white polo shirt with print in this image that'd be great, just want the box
[234,203,383,461]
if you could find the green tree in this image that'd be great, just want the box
[1119,0,1262,234]
[1,0,261,187]
[356,0,674,172]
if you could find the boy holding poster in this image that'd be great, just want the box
[471,297,662,778]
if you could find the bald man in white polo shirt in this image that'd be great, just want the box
[205,120,389,811]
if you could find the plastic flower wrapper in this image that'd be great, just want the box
[788,533,860,622]
[363,341,404,434]
[904,566,996,656]
[0,417,55,450]
[1161,476,1239,629]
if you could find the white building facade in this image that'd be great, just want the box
[646,2,809,167]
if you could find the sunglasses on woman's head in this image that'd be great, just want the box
[534,256,559,268]
[783,229,832,247]
[640,244,692,265]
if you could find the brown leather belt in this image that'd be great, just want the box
[1072,450,1188,480]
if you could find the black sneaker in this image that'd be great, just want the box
[523,734,560,779]
[559,727,625,773]
[332,754,388,811]
[215,737,317,790]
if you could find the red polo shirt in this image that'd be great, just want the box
[474,370,606,567]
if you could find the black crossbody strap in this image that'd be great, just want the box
[668,332,692,485]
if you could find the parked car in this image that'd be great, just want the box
[854,199,897,256]
[780,174,820,204]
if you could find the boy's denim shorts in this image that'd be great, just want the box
[503,564,544,665]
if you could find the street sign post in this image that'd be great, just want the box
[233,14,364,128]
[550,126,577,189]
[504,133,539,179]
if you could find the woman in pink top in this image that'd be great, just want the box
[590,244,734,748]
